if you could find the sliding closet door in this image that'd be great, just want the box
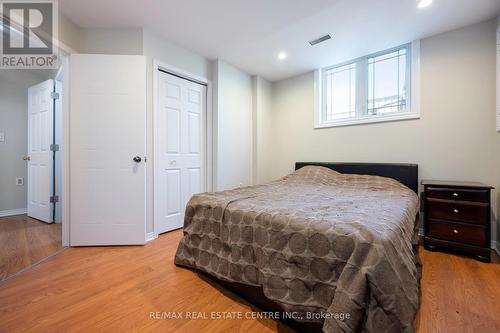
[70,54,147,245]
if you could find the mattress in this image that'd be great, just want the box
[175,166,420,332]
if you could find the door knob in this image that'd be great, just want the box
[133,156,142,163]
[22,155,30,161]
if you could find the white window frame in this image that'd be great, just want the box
[314,40,421,129]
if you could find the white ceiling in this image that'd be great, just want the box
[60,0,500,81]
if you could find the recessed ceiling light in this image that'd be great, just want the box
[417,0,432,9]
[277,52,287,60]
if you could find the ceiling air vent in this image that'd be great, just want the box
[309,34,332,46]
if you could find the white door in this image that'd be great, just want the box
[27,79,54,223]
[156,72,206,234]
[70,54,147,246]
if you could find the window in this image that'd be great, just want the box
[367,47,408,115]
[316,42,420,128]
[324,62,356,121]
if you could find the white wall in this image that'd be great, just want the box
[0,71,51,212]
[79,28,143,55]
[142,29,212,80]
[496,13,500,245]
[58,13,81,53]
[213,60,253,191]
[259,19,500,245]
[252,76,273,185]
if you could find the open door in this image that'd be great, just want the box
[69,54,147,246]
[27,79,54,223]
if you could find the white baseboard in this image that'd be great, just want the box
[0,208,27,218]
[146,232,157,242]
[491,241,500,256]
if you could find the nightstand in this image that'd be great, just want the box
[422,180,494,262]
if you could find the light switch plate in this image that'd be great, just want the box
[0,132,4,143]
[16,177,24,186]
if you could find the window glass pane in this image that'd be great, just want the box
[367,47,408,116]
[324,63,356,121]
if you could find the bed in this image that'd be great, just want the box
[175,162,420,333]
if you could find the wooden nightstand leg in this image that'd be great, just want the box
[474,254,491,263]
[424,243,438,251]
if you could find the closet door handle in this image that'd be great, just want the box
[133,156,142,163]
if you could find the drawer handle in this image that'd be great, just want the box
[453,192,459,197]
[453,229,459,234]
[453,209,459,213]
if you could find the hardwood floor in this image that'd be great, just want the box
[0,214,63,281]
[0,229,498,333]
[416,247,500,333]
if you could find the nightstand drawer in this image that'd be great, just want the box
[428,220,486,247]
[426,187,489,202]
[427,198,488,225]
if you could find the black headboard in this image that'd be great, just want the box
[295,162,419,193]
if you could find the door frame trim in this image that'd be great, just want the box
[152,60,213,239]
[60,54,70,246]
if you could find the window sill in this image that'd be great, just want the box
[314,112,420,129]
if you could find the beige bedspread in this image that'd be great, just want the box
[175,166,420,332]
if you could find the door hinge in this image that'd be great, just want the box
[50,143,59,151]
[50,195,59,203]
[51,91,60,100]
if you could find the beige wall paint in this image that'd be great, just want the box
[496,13,500,245]
[260,19,500,245]
[252,76,273,185]
[142,29,212,80]
[58,13,81,53]
[213,60,253,191]
[79,28,143,55]
[57,17,143,56]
